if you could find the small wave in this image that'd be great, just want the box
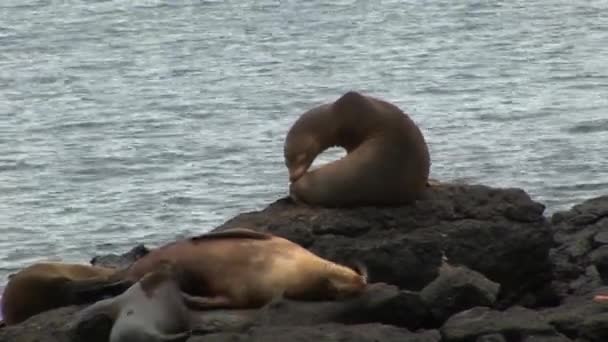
[566,119,608,134]
[0,160,45,172]
[164,196,207,206]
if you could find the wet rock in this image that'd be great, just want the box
[216,183,553,307]
[420,262,500,324]
[441,306,561,342]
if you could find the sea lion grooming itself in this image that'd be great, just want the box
[284,91,431,207]
[117,228,368,310]
[72,261,193,342]
[1,262,128,325]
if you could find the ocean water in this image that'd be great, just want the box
[0,0,607,281]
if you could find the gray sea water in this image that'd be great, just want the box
[0,0,607,282]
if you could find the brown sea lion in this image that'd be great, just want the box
[109,228,368,310]
[72,261,195,342]
[1,262,129,325]
[284,91,431,207]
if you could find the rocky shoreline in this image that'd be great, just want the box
[2,182,608,342]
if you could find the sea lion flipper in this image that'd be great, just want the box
[190,228,272,242]
[182,293,234,310]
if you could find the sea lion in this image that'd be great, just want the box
[284,91,431,207]
[72,261,194,342]
[108,228,368,310]
[1,262,129,325]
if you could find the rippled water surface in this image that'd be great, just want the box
[1,0,607,280]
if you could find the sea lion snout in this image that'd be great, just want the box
[325,262,369,300]
[332,274,367,300]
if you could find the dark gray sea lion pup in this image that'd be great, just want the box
[284,91,431,207]
[72,261,194,342]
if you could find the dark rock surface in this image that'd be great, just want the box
[550,196,608,299]
[216,183,552,308]
[541,287,608,342]
[420,262,500,325]
[3,183,608,341]
[440,306,566,341]
[194,324,442,342]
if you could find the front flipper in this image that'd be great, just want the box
[182,293,235,310]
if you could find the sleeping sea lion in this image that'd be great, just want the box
[1,262,129,325]
[108,228,368,309]
[284,90,431,207]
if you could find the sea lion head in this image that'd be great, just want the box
[284,133,319,183]
[324,261,368,300]
[285,104,338,183]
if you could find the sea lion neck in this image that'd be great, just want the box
[298,104,340,153]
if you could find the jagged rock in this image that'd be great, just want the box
[550,196,608,299]
[216,183,552,307]
[244,283,430,330]
[0,183,564,341]
[192,324,442,342]
[542,287,608,342]
[420,262,500,324]
[90,244,149,269]
[0,306,79,342]
[440,306,563,342]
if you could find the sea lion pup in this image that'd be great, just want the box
[1,262,128,325]
[284,91,431,207]
[72,261,193,342]
[112,228,368,309]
